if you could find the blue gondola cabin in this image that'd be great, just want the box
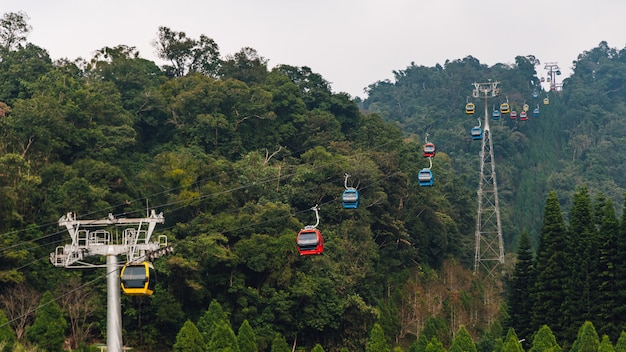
[418,169,434,187]
[492,110,501,120]
[121,262,157,296]
[297,228,324,255]
[342,188,359,209]
[471,127,482,140]
[533,108,540,117]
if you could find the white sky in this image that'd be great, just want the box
[5,0,626,98]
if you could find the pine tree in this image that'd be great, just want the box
[366,323,390,352]
[311,343,326,352]
[616,194,626,334]
[596,195,620,340]
[270,333,290,352]
[173,320,205,352]
[237,319,258,352]
[529,325,561,352]
[570,321,599,352]
[506,231,536,342]
[615,331,626,352]
[25,291,67,352]
[532,191,569,342]
[449,326,476,352]
[425,337,446,352]
[207,320,240,352]
[562,185,598,339]
[477,321,503,352]
[599,334,615,352]
[414,316,451,351]
[197,299,229,344]
[502,328,524,352]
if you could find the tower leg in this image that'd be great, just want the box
[107,254,123,352]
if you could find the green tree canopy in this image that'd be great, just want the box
[237,319,258,352]
[366,323,390,352]
[599,334,615,352]
[270,333,290,352]
[25,291,67,352]
[529,325,561,352]
[197,299,229,344]
[449,326,476,352]
[208,320,240,352]
[570,321,600,352]
[0,310,15,352]
[173,320,205,352]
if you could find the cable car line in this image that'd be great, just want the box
[0,138,398,244]
[0,139,401,268]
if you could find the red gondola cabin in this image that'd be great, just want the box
[423,143,436,158]
[297,227,324,255]
[520,111,528,121]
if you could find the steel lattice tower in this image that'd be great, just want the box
[544,62,562,91]
[472,81,505,276]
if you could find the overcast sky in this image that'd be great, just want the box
[5,0,626,98]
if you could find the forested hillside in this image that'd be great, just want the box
[362,41,626,248]
[2,10,626,352]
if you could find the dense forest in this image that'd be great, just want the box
[1,10,626,352]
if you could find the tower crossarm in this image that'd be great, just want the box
[51,210,166,268]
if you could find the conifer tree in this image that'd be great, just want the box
[532,191,569,342]
[477,321,503,352]
[366,323,390,352]
[596,195,620,340]
[270,333,290,352]
[173,320,205,352]
[506,231,536,342]
[237,319,258,352]
[599,334,615,352]
[502,328,524,352]
[311,343,326,352]
[448,326,476,352]
[197,299,229,344]
[425,336,446,352]
[24,291,67,352]
[614,331,626,352]
[570,321,599,352]
[562,186,598,339]
[413,316,451,351]
[207,320,240,352]
[616,194,626,334]
[529,325,561,352]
